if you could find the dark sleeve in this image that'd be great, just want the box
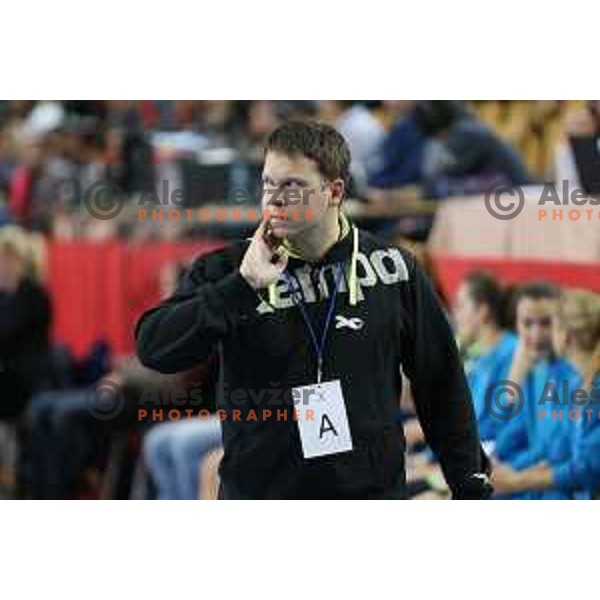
[135,247,261,374]
[400,255,492,499]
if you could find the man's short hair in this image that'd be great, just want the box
[266,121,351,189]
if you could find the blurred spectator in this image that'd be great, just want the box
[0,226,51,489]
[0,226,51,420]
[367,100,424,189]
[143,418,221,500]
[319,101,386,188]
[0,129,17,202]
[491,283,578,498]
[554,100,600,189]
[23,355,184,499]
[414,101,534,197]
[21,101,66,141]
[493,289,600,499]
[453,272,517,443]
[22,258,220,499]
[243,101,282,162]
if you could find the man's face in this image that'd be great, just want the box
[516,297,556,357]
[261,151,340,238]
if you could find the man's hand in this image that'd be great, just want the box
[240,220,288,290]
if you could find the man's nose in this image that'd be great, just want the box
[266,187,286,207]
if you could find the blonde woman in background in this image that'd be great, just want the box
[0,225,51,418]
[0,226,51,489]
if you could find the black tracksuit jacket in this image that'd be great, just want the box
[135,227,491,499]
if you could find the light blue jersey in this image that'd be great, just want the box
[551,373,600,499]
[465,332,517,443]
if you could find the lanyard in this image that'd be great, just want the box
[284,266,344,384]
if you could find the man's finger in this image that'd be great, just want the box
[254,218,268,239]
[272,251,288,269]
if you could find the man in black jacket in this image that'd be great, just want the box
[136,120,491,499]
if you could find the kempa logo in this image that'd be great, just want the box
[256,247,410,314]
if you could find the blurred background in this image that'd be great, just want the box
[0,99,599,500]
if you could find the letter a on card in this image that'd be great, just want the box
[292,380,353,459]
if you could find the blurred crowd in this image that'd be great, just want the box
[0,99,599,499]
[1,100,597,241]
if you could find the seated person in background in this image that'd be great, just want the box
[553,100,600,189]
[345,101,425,232]
[415,100,534,198]
[493,289,600,499]
[0,226,51,422]
[143,418,221,500]
[367,101,424,191]
[409,281,567,498]
[23,258,195,499]
[348,101,533,240]
[491,284,579,499]
[453,271,516,445]
[319,101,386,188]
[24,355,183,499]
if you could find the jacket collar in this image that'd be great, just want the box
[285,213,353,267]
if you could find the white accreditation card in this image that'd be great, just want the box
[293,379,353,459]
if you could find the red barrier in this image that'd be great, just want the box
[432,256,600,304]
[46,240,225,358]
[46,242,600,359]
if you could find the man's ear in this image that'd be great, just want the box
[328,179,345,207]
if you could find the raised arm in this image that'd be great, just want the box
[135,247,260,374]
